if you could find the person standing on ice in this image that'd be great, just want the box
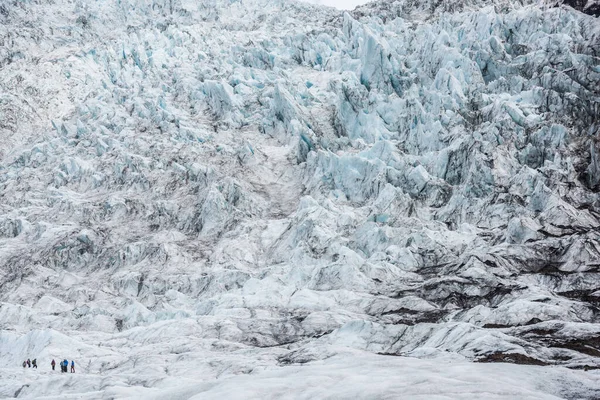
[59,360,64,373]
[63,359,68,373]
[27,359,31,368]
[71,360,75,373]
[22,361,26,368]
[51,359,56,370]
[32,359,37,368]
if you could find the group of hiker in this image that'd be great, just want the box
[54,359,75,373]
[22,359,37,369]
[23,358,75,373]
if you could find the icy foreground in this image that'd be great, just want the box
[1,0,600,398]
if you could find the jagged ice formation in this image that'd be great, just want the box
[1,0,600,398]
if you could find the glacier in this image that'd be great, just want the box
[0,0,599,398]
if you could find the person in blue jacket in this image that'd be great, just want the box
[71,360,75,373]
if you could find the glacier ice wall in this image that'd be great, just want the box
[1,0,599,398]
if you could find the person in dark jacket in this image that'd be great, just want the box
[51,359,56,371]
[22,361,26,368]
[27,359,31,368]
[32,359,37,369]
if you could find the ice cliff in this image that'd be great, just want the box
[1,0,599,398]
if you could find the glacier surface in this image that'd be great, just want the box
[1,0,599,398]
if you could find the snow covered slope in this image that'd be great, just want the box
[1,0,599,398]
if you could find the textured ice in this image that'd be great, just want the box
[1,0,600,398]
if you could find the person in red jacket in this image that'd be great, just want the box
[51,359,56,371]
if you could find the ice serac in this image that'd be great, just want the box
[1,0,600,398]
